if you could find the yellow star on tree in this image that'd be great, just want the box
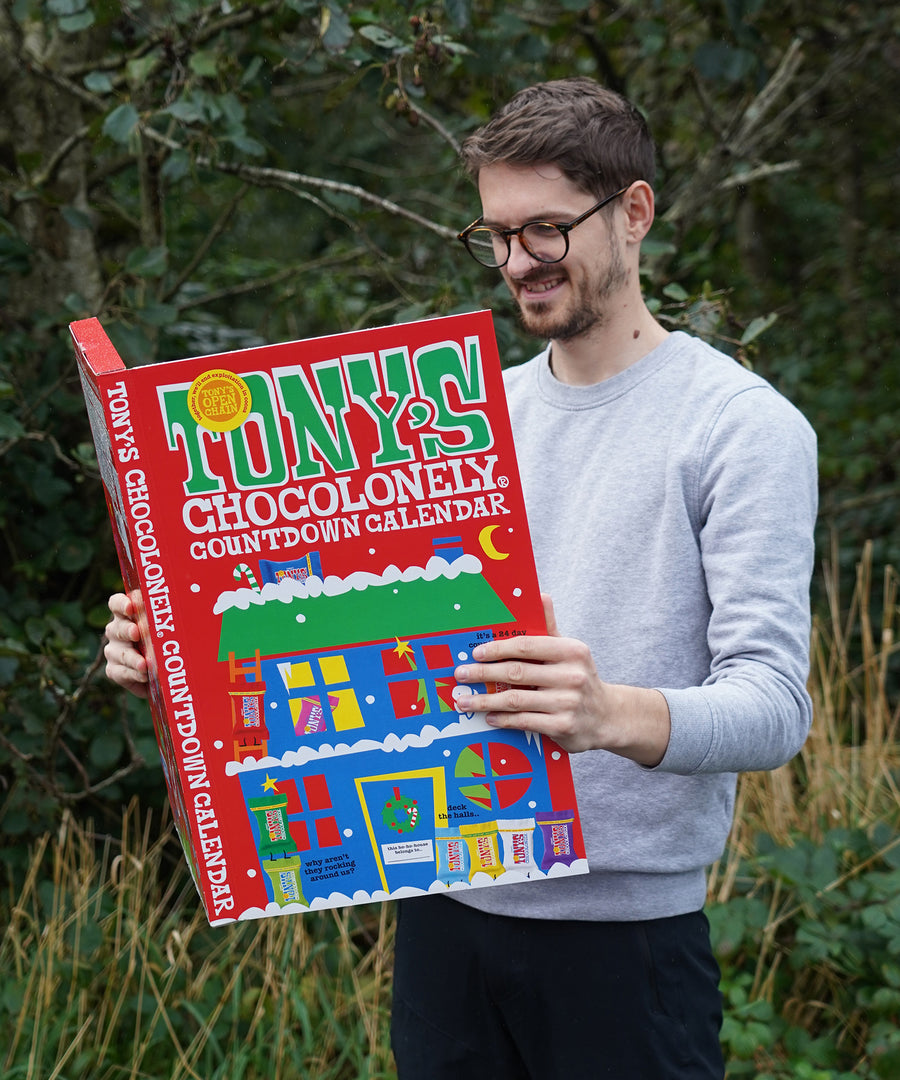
[393,637,416,669]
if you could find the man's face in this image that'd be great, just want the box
[477,162,628,343]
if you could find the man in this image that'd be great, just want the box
[106,77,817,1079]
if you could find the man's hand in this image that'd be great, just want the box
[453,595,671,767]
[104,591,149,699]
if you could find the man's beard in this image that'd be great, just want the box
[514,242,628,342]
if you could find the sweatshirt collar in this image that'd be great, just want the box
[534,332,686,409]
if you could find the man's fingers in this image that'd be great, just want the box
[541,593,560,637]
[107,591,133,617]
[455,658,548,690]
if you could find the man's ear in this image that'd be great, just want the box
[621,181,655,244]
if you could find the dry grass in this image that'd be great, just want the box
[711,540,899,889]
[2,804,396,1080]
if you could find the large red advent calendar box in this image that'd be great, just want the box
[71,311,587,924]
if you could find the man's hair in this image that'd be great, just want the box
[459,77,656,200]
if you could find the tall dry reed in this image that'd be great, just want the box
[712,540,899,885]
[2,803,396,1080]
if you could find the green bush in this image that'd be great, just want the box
[712,825,900,1078]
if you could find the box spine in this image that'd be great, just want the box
[70,320,215,921]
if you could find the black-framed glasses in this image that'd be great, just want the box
[457,185,630,269]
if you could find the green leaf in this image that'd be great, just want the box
[189,49,219,77]
[136,302,177,327]
[165,99,206,124]
[741,313,778,346]
[663,282,689,301]
[359,25,403,50]
[0,412,26,439]
[84,70,114,93]
[0,234,31,274]
[61,206,93,230]
[862,905,889,931]
[63,292,88,313]
[642,239,677,257]
[161,149,191,182]
[90,732,124,769]
[218,92,246,128]
[444,0,470,27]
[0,637,30,658]
[808,842,838,891]
[322,3,353,53]
[106,321,154,365]
[429,34,471,57]
[1,979,25,1015]
[240,55,265,87]
[126,54,159,87]
[102,103,139,144]
[47,0,88,13]
[635,18,667,57]
[226,134,266,157]
[60,10,96,32]
[125,245,168,277]
[694,41,756,83]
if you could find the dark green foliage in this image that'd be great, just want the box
[0,324,162,871]
[711,825,900,1078]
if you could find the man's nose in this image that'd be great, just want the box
[505,234,542,278]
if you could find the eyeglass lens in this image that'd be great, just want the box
[465,222,568,268]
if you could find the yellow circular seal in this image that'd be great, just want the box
[187,369,252,432]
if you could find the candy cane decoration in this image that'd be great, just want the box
[233,563,261,591]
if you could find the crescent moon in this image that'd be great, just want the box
[479,524,509,560]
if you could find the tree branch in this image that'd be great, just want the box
[161,181,251,303]
[22,26,459,245]
[200,157,459,241]
[728,37,805,150]
[719,160,801,189]
[60,0,284,79]
[174,248,371,311]
[664,37,873,228]
[664,39,806,225]
[820,484,900,519]
[396,59,461,154]
[30,123,91,187]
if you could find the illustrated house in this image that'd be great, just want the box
[218,541,541,907]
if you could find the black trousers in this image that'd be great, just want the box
[391,895,724,1080]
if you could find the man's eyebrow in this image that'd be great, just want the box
[479,209,573,228]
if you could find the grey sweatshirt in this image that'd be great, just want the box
[453,330,818,921]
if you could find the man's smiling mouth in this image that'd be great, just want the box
[519,275,565,295]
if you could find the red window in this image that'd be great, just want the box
[303,773,332,811]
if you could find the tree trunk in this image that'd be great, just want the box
[0,6,104,325]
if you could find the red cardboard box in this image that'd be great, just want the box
[71,311,587,924]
